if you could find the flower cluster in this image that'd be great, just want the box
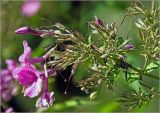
[14,17,136,95]
[0,59,18,102]
[12,1,159,111]
[12,40,56,107]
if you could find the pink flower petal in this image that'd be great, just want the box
[23,40,29,49]
[19,40,32,63]
[12,66,21,79]
[1,70,13,82]
[13,65,40,86]
[6,59,17,72]
[1,67,17,102]
[21,0,41,17]
[15,27,29,34]
[4,107,14,113]
[36,91,55,107]
[19,47,31,63]
[18,69,37,86]
[24,78,42,98]
[1,69,10,76]
[27,57,45,64]
[13,65,36,78]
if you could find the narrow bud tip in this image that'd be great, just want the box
[124,44,134,49]
[15,27,29,34]
[95,16,104,26]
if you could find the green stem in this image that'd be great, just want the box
[112,56,159,80]
[91,44,159,80]
[143,55,148,70]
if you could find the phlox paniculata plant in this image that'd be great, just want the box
[2,0,159,111]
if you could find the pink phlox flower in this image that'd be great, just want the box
[13,40,57,107]
[6,59,17,72]
[36,78,55,108]
[13,40,50,98]
[0,60,17,102]
[13,40,46,98]
[4,107,14,113]
[21,0,41,17]
[36,91,55,108]
[13,64,43,98]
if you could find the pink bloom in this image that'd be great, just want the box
[0,70,14,102]
[36,91,55,107]
[12,40,57,106]
[21,0,41,17]
[12,40,47,98]
[13,65,43,98]
[19,40,47,64]
[13,65,40,86]
[0,60,17,102]
[36,78,55,107]
[4,107,14,113]
[6,59,17,72]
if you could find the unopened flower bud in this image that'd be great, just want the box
[95,16,104,26]
[15,27,42,35]
[124,44,134,49]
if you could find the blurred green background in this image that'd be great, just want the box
[1,0,159,112]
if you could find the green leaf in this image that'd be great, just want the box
[146,62,159,73]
